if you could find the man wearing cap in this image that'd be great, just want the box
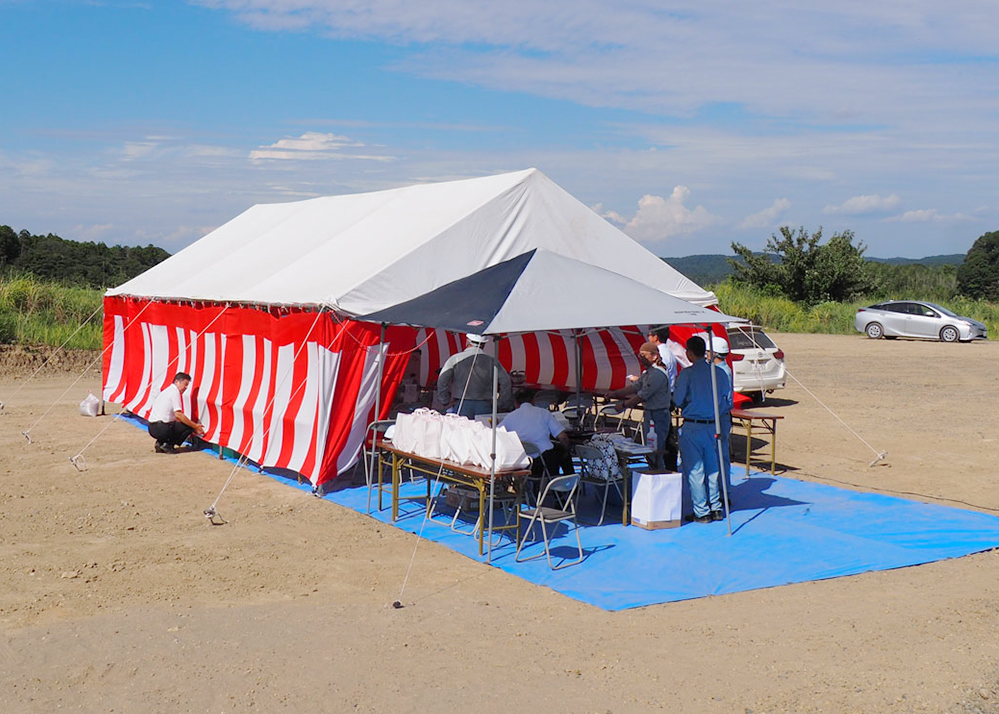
[609,341,673,471]
[710,335,734,497]
[672,336,732,523]
[436,334,513,418]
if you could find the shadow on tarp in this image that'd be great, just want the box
[118,414,999,610]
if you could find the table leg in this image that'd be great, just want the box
[770,420,777,474]
[377,449,384,511]
[477,483,487,557]
[622,464,631,526]
[744,420,753,477]
[391,453,401,522]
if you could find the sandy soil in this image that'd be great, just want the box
[1,333,998,714]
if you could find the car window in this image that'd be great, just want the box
[885,303,909,314]
[728,328,777,350]
[925,302,957,317]
[915,304,938,317]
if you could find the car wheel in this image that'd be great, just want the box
[940,325,960,343]
[865,322,883,339]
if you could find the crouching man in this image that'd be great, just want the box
[148,372,205,453]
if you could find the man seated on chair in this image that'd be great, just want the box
[499,388,574,482]
[148,372,205,454]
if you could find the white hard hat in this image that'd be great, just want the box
[711,336,730,355]
[466,333,488,345]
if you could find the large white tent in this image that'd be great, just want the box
[108,168,716,311]
[102,169,724,488]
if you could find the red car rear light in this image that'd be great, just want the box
[774,349,785,360]
[729,353,745,362]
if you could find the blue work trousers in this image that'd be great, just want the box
[679,421,721,517]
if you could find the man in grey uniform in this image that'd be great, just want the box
[436,334,513,418]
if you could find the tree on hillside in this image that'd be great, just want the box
[0,225,170,287]
[729,226,873,304]
[956,230,999,301]
[0,225,20,268]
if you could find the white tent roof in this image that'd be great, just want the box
[108,169,716,312]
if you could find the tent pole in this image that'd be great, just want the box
[487,339,498,564]
[573,329,582,421]
[706,324,731,536]
[365,322,387,514]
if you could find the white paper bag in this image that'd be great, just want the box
[440,413,475,464]
[492,426,530,470]
[392,411,418,452]
[414,410,444,460]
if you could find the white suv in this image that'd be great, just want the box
[726,325,786,401]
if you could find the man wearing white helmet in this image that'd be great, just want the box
[710,335,734,498]
[436,333,513,418]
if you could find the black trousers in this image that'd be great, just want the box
[148,420,193,447]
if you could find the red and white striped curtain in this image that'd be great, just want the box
[103,297,725,486]
[102,298,414,487]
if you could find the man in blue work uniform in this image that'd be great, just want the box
[672,336,732,523]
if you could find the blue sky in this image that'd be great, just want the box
[3,0,999,259]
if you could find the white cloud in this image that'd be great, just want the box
[885,209,974,223]
[607,186,720,243]
[741,198,791,229]
[824,194,901,215]
[249,131,394,162]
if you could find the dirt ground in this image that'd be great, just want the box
[1,333,998,714]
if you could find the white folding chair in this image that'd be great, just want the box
[515,474,583,570]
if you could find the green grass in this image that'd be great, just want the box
[0,272,103,349]
[1,272,995,351]
[712,280,999,337]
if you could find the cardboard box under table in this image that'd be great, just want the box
[630,469,683,529]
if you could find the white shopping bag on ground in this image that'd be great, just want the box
[79,391,100,417]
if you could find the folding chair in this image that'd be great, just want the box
[520,440,551,507]
[515,474,583,570]
[561,394,595,429]
[575,443,624,526]
[362,419,397,509]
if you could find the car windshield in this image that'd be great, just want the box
[728,327,777,350]
[924,302,958,317]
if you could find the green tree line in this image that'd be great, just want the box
[0,225,170,289]
[729,226,998,305]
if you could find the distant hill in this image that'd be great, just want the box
[663,253,965,286]
[1,225,170,289]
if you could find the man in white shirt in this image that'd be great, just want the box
[646,326,679,391]
[500,389,573,478]
[148,372,205,453]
